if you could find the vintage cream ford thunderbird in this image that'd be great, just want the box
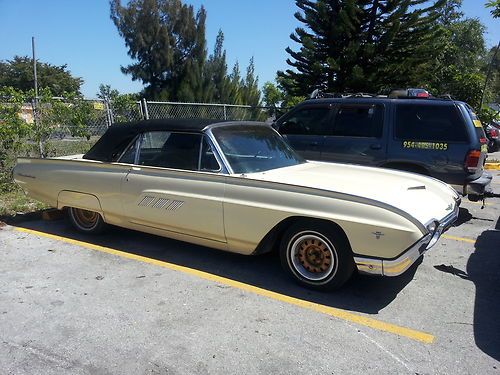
[13,119,460,290]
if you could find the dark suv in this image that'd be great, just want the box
[274,97,492,200]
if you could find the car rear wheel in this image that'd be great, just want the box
[68,207,107,234]
[280,221,354,291]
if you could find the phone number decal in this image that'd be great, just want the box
[402,141,448,150]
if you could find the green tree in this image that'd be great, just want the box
[110,0,209,101]
[97,84,140,122]
[423,17,487,107]
[278,0,446,96]
[241,57,261,106]
[228,61,243,105]
[205,30,231,103]
[262,81,283,107]
[0,56,83,96]
[0,87,31,190]
[34,88,94,157]
[486,0,500,18]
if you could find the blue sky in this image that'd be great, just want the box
[0,0,498,98]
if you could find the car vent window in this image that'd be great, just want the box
[138,131,202,171]
[332,104,383,138]
[118,137,139,164]
[279,107,331,135]
[395,104,468,142]
[200,136,221,172]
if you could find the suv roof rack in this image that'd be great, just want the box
[309,90,378,99]
[308,89,454,101]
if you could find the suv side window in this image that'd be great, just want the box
[395,104,467,142]
[279,107,331,135]
[332,104,383,137]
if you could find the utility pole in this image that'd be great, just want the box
[32,36,44,157]
[32,37,38,99]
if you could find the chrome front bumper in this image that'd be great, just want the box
[354,204,459,277]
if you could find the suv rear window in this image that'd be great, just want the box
[395,104,467,142]
[332,104,383,137]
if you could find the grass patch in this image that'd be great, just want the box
[0,188,48,217]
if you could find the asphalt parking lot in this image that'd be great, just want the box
[1,172,499,375]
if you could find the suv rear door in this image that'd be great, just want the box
[320,103,387,165]
[276,104,332,160]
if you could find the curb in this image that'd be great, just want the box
[485,163,500,170]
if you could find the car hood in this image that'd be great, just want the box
[245,161,459,227]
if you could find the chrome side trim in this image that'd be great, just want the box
[382,234,430,276]
[354,257,383,275]
[354,234,431,276]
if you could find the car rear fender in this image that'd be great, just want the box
[57,191,105,219]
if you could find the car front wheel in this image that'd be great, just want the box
[68,207,107,234]
[280,221,354,291]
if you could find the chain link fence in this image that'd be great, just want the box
[9,99,288,140]
[144,101,279,123]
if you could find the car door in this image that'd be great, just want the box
[321,103,387,166]
[276,104,333,160]
[120,131,226,243]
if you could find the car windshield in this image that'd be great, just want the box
[211,125,305,174]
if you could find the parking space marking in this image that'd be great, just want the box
[465,201,491,206]
[14,226,435,344]
[442,234,476,244]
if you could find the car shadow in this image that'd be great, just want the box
[467,225,500,361]
[12,216,420,315]
[453,207,473,227]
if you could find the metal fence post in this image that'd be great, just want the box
[104,99,114,127]
[223,104,227,120]
[142,98,150,120]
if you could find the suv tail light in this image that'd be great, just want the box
[464,150,481,172]
[489,128,499,138]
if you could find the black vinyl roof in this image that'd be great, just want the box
[83,118,228,162]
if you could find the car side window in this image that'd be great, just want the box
[138,131,202,171]
[331,104,383,138]
[200,136,221,172]
[395,104,468,142]
[279,107,331,135]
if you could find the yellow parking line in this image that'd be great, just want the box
[442,234,476,244]
[14,227,435,344]
[465,201,491,206]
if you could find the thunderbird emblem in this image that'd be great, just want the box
[372,231,384,239]
[445,203,453,211]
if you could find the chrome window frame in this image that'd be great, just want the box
[198,134,223,173]
[116,135,141,164]
[204,128,234,174]
[117,130,228,174]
